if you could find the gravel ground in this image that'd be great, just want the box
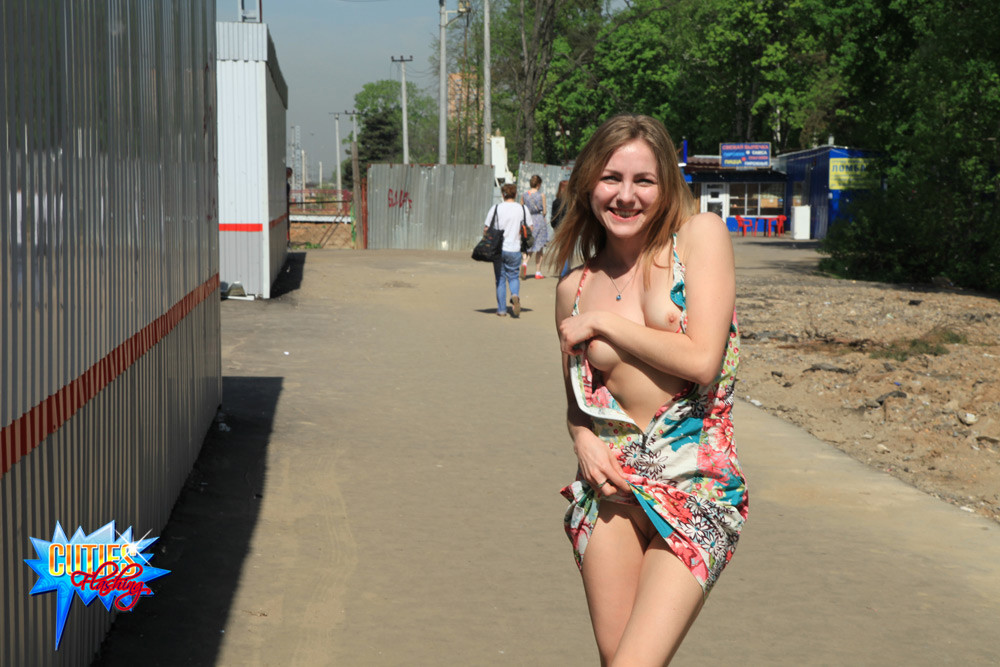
[736,269,1000,523]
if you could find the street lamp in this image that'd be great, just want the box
[483,0,491,166]
[438,0,471,165]
[330,112,342,195]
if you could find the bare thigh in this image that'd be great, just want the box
[581,501,704,666]
[580,502,656,664]
[613,537,704,666]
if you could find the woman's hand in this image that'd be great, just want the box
[558,311,604,355]
[573,429,628,496]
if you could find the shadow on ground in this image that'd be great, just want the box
[91,376,283,667]
[474,307,536,316]
[744,238,823,252]
[271,251,306,298]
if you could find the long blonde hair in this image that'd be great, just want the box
[548,114,694,281]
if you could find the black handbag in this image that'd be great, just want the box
[472,205,504,262]
[520,205,535,253]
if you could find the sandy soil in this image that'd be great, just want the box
[288,221,354,249]
[735,262,1000,523]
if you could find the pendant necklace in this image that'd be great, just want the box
[607,266,637,301]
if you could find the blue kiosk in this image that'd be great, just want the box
[773,146,876,239]
[684,142,786,234]
[684,142,875,239]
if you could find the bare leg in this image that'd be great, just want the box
[580,503,646,665]
[533,251,544,277]
[611,536,704,666]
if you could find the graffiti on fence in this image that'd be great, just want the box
[388,188,413,212]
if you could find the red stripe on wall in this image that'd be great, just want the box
[219,223,263,232]
[219,212,288,233]
[0,273,220,478]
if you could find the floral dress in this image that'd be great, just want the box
[561,242,748,594]
[522,190,548,252]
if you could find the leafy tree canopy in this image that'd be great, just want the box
[348,0,999,290]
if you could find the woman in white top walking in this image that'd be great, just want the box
[484,183,532,317]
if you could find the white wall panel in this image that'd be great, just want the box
[216,21,287,299]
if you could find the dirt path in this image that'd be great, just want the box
[92,243,1000,666]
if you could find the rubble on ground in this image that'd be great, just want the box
[737,272,1000,523]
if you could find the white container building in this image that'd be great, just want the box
[216,21,288,299]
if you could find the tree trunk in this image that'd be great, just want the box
[517,0,558,162]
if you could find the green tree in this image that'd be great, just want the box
[352,79,438,172]
[536,0,895,154]
[537,1,683,152]
[821,0,1000,291]
[490,0,607,162]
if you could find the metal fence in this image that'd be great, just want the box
[0,2,220,665]
[366,163,496,251]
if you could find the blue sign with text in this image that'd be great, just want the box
[720,142,771,169]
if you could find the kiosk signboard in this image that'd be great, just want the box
[829,157,876,190]
[720,142,771,169]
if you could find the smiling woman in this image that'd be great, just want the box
[549,114,748,665]
[589,140,660,245]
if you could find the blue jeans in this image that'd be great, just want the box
[493,251,521,314]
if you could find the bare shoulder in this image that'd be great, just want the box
[555,266,584,320]
[676,212,733,258]
[678,211,729,239]
[556,266,584,301]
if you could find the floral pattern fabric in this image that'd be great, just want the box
[561,240,748,594]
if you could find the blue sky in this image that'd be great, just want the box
[217,0,444,178]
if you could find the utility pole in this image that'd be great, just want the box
[290,125,303,202]
[392,55,413,165]
[300,147,307,191]
[438,1,447,164]
[342,110,360,240]
[483,0,491,166]
[330,112,342,195]
[438,1,470,165]
[346,110,359,195]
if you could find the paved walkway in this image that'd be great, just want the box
[95,238,1000,666]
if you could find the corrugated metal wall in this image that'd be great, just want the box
[264,53,287,290]
[366,164,495,251]
[216,21,287,298]
[0,1,221,665]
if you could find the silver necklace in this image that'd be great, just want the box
[607,266,637,301]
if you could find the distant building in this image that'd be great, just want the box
[684,154,786,230]
[683,141,876,239]
[773,146,876,240]
[448,72,480,140]
[490,132,515,185]
[216,20,289,298]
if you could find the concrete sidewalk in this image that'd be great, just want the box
[95,239,1000,666]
